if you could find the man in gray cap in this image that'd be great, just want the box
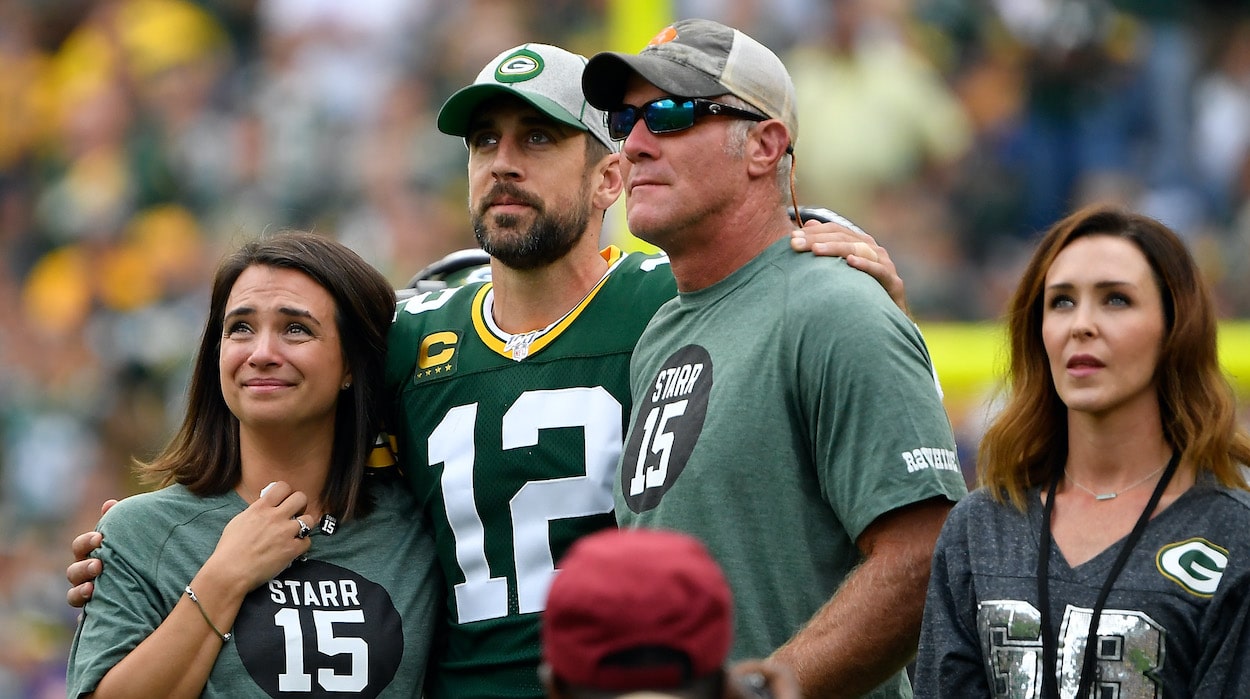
[66,39,910,699]
[583,19,968,698]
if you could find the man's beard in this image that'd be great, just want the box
[472,181,592,271]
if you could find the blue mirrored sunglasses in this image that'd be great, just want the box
[605,97,769,141]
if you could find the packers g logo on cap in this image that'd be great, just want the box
[495,48,544,83]
[1156,538,1228,597]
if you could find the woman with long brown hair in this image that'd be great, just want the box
[915,205,1250,697]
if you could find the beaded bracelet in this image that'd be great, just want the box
[184,585,232,642]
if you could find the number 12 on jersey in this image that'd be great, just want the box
[426,387,622,624]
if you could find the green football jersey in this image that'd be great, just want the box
[385,247,676,699]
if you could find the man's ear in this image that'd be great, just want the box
[594,152,624,212]
[744,121,790,178]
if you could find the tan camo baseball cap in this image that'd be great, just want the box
[582,18,798,144]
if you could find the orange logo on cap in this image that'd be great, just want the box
[647,26,678,47]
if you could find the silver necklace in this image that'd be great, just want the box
[1065,462,1168,501]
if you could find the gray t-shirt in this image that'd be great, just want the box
[67,479,439,698]
[916,479,1250,698]
[617,236,966,698]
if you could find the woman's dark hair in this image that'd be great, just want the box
[138,231,397,521]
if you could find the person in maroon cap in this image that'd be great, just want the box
[540,528,797,699]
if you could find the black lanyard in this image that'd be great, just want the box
[1037,449,1180,699]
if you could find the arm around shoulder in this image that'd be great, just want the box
[67,488,312,698]
[67,497,236,698]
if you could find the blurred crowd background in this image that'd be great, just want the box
[2,0,1249,695]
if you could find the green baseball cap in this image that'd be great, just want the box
[438,43,616,150]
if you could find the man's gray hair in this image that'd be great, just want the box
[717,94,792,200]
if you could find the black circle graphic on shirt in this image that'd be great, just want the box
[234,558,404,698]
[621,344,713,513]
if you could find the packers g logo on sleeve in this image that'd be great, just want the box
[621,344,713,513]
[1156,538,1228,597]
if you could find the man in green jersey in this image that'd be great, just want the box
[386,43,678,697]
[68,41,907,699]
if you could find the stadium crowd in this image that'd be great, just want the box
[1,0,1248,695]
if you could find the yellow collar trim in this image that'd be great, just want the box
[471,247,624,361]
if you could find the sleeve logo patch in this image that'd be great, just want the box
[414,330,460,383]
[901,447,960,474]
[1156,538,1228,597]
